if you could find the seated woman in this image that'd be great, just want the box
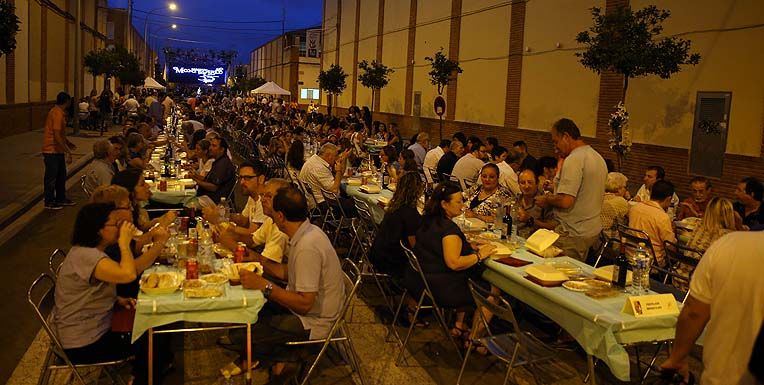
[90,185,170,298]
[193,139,213,177]
[515,169,558,239]
[399,149,419,173]
[126,132,146,169]
[286,140,305,182]
[404,183,497,339]
[601,172,631,239]
[379,145,400,183]
[50,203,150,383]
[463,163,513,224]
[112,169,177,232]
[370,172,424,278]
[674,197,739,291]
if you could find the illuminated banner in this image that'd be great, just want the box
[168,64,227,84]
[306,29,321,58]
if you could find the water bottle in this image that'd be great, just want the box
[630,243,649,295]
[218,198,230,222]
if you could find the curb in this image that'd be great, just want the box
[0,153,94,231]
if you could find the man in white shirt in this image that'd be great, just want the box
[451,139,486,184]
[535,118,607,261]
[407,132,429,168]
[298,143,349,206]
[661,231,764,385]
[633,165,679,218]
[122,95,139,115]
[490,146,520,195]
[423,139,450,172]
[204,161,268,236]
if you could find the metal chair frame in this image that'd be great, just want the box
[285,260,366,385]
[49,249,67,280]
[616,224,666,280]
[456,280,556,385]
[28,273,131,385]
[393,241,464,365]
[320,188,353,247]
[80,174,92,197]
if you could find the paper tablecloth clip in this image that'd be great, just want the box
[152,300,157,314]
[242,294,248,307]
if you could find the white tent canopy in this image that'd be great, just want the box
[250,81,291,95]
[142,77,166,90]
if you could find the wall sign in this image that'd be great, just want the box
[306,29,321,58]
[168,65,227,85]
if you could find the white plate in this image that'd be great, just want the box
[562,281,589,292]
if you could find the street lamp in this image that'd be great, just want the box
[143,3,178,72]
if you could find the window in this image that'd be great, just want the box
[301,88,320,100]
[689,92,732,178]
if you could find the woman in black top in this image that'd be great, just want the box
[370,172,424,278]
[404,182,497,336]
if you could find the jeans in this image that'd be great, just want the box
[43,153,67,204]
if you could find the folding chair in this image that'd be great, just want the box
[456,280,556,385]
[49,248,67,280]
[394,241,464,365]
[28,274,131,385]
[80,174,92,197]
[294,179,322,222]
[591,232,619,268]
[285,260,366,385]
[662,240,702,291]
[320,188,353,246]
[617,224,666,279]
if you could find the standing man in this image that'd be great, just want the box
[535,118,607,261]
[42,92,77,210]
[423,139,450,172]
[661,232,764,385]
[407,132,429,168]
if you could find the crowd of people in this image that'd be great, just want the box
[41,89,763,385]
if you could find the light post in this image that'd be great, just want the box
[149,24,177,78]
[143,3,177,74]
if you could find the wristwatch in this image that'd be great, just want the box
[262,282,273,298]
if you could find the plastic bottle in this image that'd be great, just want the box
[218,198,230,222]
[631,243,649,295]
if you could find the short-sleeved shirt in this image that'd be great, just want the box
[370,206,421,276]
[423,147,444,172]
[628,200,677,266]
[287,220,346,339]
[451,153,485,183]
[299,154,336,205]
[517,195,557,239]
[601,193,630,239]
[242,196,267,224]
[85,159,116,192]
[51,246,116,349]
[42,106,67,154]
[496,161,520,195]
[251,216,289,263]
[734,202,764,230]
[553,145,607,238]
[436,152,458,176]
[689,232,764,385]
[198,154,236,203]
[122,98,139,113]
[634,184,680,219]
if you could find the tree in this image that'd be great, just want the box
[317,64,348,117]
[576,5,700,169]
[576,5,701,102]
[424,48,462,95]
[84,49,116,92]
[0,0,20,58]
[358,60,393,114]
[113,47,145,90]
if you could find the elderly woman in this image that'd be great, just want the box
[515,169,558,238]
[404,183,497,338]
[112,169,177,232]
[463,163,513,223]
[50,203,151,383]
[674,197,739,291]
[601,172,631,239]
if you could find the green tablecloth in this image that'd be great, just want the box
[132,266,267,342]
[149,188,197,205]
[345,185,393,224]
[483,249,679,381]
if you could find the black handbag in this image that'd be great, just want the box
[643,368,696,385]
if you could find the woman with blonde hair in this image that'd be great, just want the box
[674,197,738,291]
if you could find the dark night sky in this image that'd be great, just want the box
[108,0,323,65]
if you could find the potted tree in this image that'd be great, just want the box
[318,64,348,117]
[358,59,393,115]
[424,48,462,140]
[576,5,700,169]
[84,48,117,92]
[0,0,20,58]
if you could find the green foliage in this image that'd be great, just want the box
[0,0,20,57]
[231,75,266,94]
[318,64,348,95]
[424,48,462,95]
[575,5,701,99]
[358,60,394,91]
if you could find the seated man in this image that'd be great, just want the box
[628,180,677,266]
[298,143,349,208]
[451,138,486,184]
[230,185,346,380]
[491,146,520,195]
[191,136,236,203]
[406,131,429,168]
[204,161,268,237]
[423,139,450,172]
[633,165,679,218]
[733,176,764,230]
[84,139,119,192]
[601,172,631,239]
[436,140,464,177]
[677,176,713,220]
[217,178,290,264]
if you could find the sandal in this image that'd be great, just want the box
[220,360,260,377]
[405,307,430,328]
[466,339,489,356]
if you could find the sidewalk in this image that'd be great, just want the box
[0,126,123,230]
